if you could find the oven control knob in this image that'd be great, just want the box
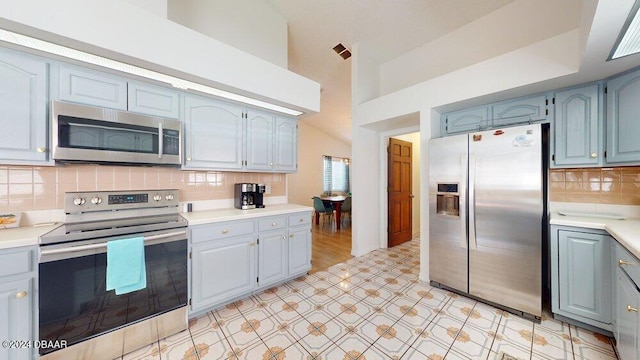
[73,197,86,206]
[153,194,162,201]
[90,196,102,205]
[165,194,174,201]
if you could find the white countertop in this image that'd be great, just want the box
[181,204,314,226]
[550,212,640,260]
[0,223,61,250]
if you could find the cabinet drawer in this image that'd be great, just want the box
[288,212,311,227]
[0,249,33,278]
[615,243,640,287]
[259,217,286,232]
[191,221,255,243]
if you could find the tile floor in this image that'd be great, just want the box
[118,239,619,360]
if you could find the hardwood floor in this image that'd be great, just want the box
[309,217,352,273]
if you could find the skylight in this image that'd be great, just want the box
[610,0,640,60]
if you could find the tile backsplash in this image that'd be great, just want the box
[0,164,286,212]
[549,166,640,205]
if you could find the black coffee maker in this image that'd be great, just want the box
[234,183,266,209]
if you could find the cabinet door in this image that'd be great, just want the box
[558,230,612,324]
[183,95,244,170]
[606,69,640,164]
[492,94,549,126]
[246,110,274,171]
[0,278,32,360]
[442,106,490,134]
[258,231,287,288]
[288,226,311,275]
[554,85,602,167]
[615,268,639,360]
[274,117,298,172]
[127,82,180,118]
[56,65,127,110]
[0,50,48,164]
[191,235,256,312]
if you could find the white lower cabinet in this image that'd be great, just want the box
[0,247,36,360]
[190,210,312,315]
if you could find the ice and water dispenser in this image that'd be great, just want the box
[436,183,460,216]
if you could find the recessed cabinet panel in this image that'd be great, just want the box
[606,69,640,164]
[288,226,311,275]
[183,95,244,170]
[258,230,287,287]
[57,65,127,110]
[615,267,639,360]
[128,82,180,118]
[554,85,601,167]
[0,50,48,164]
[0,278,32,360]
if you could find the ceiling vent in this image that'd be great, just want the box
[332,43,351,60]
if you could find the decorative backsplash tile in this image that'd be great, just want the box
[549,166,640,205]
[0,165,286,212]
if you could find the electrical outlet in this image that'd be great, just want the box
[265,185,271,194]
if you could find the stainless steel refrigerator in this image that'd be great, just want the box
[429,123,545,319]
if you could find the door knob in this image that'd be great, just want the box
[37,147,46,153]
[627,305,638,312]
[16,291,27,299]
[590,152,597,158]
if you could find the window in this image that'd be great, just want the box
[323,156,350,195]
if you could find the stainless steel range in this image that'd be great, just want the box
[39,189,188,360]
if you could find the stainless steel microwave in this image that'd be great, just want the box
[51,101,182,166]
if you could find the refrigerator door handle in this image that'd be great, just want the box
[468,153,477,250]
[460,154,467,249]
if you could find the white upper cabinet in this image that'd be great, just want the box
[491,94,550,126]
[183,94,244,170]
[246,110,275,171]
[274,116,298,172]
[553,84,602,168]
[606,68,640,165]
[0,49,49,164]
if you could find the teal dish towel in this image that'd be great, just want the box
[106,237,146,295]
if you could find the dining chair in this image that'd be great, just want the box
[341,196,352,226]
[312,197,334,226]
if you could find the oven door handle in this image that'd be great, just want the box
[40,230,186,257]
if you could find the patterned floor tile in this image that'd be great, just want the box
[194,337,232,360]
[370,320,417,354]
[122,341,161,360]
[157,330,197,360]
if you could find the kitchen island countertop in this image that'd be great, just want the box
[181,203,314,226]
[0,223,61,250]
[551,212,640,260]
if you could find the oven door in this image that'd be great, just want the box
[51,101,181,165]
[38,229,187,356]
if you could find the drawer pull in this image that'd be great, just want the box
[37,147,46,153]
[627,305,638,313]
[249,242,255,247]
[299,218,304,222]
[272,222,276,226]
[222,229,229,234]
[290,234,295,238]
[16,291,27,299]
[619,259,633,266]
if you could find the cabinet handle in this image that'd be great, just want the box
[290,234,295,238]
[272,222,276,226]
[627,305,638,313]
[619,259,633,266]
[270,162,273,166]
[249,242,255,247]
[186,157,192,161]
[590,152,597,158]
[299,218,304,222]
[16,291,27,299]
[37,147,46,153]
[222,229,228,234]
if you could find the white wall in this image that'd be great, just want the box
[167,0,287,68]
[125,0,167,18]
[0,0,319,113]
[287,121,351,207]
[393,132,421,238]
